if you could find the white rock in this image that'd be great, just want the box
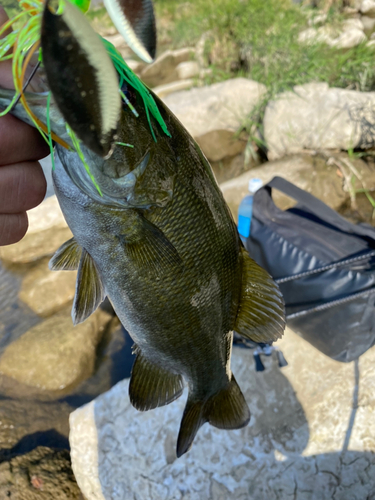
[349,0,363,9]
[299,21,366,49]
[19,258,77,317]
[220,152,375,218]
[308,12,328,26]
[0,195,72,264]
[171,48,196,66]
[330,28,367,49]
[342,18,365,31]
[264,82,375,159]
[141,48,195,88]
[361,0,375,15]
[298,26,335,45]
[0,308,111,394]
[163,78,266,162]
[26,195,66,234]
[298,27,319,44]
[199,67,213,79]
[70,329,375,500]
[153,79,194,99]
[124,59,145,74]
[344,6,361,14]
[361,14,375,32]
[176,61,200,80]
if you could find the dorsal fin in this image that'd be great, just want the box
[234,248,285,343]
[129,346,184,411]
[72,249,104,325]
[49,237,82,271]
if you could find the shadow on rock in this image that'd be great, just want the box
[70,348,312,498]
[0,429,69,462]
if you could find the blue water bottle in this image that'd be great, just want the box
[237,178,263,243]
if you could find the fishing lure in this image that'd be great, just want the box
[0,0,170,193]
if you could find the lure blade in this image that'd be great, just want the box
[41,0,121,157]
[103,0,156,63]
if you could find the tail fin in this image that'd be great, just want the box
[176,375,250,457]
[176,401,205,458]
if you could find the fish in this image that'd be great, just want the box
[0,0,285,457]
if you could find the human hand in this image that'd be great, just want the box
[0,6,49,246]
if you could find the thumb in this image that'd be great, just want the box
[0,6,14,89]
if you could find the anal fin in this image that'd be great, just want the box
[49,237,82,271]
[205,374,250,429]
[72,249,104,325]
[234,248,285,343]
[129,347,184,411]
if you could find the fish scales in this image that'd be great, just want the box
[0,0,285,457]
[54,96,242,385]
[49,91,285,456]
[0,81,285,454]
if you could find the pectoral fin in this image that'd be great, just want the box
[234,248,285,343]
[49,237,82,271]
[72,249,104,325]
[118,216,183,277]
[129,346,184,411]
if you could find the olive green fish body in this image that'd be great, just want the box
[51,93,285,456]
[0,0,284,458]
[0,86,285,456]
[53,97,242,389]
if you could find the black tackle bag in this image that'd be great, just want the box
[244,176,375,362]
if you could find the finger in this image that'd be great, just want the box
[0,212,28,245]
[0,59,14,89]
[0,6,14,89]
[0,160,46,213]
[0,6,11,38]
[0,6,46,92]
[0,114,50,164]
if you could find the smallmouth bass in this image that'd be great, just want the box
[0,2,285,458]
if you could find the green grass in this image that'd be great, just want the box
[152,0,375,148]
[153,0,375,93]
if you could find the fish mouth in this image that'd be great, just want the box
[110,151,150,191]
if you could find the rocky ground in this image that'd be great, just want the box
[1,1,375,499]
[0,186,134,498]
[298,0,375,50]
[69,329,375,500]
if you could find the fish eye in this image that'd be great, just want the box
[121,82,137,108]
